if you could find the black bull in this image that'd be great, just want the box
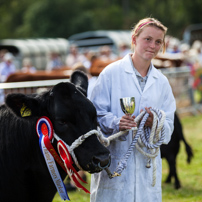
[161,113,193,189]
[0,71,110,202]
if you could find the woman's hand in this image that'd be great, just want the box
[119,114,137,131]
[142,107,153,128]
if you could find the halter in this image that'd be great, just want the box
[54,129,102,170]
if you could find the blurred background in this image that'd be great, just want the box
[0,0,202,69]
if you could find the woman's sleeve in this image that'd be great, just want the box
[90,71,120,136]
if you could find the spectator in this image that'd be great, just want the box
[0,52,16,82]
[21,57,36,73]
[166,37,180,54]
[65,45,86,68]
[99,45,118,61]
[83,51,97,69]
[83,52,98,70]
[119,43,131,58]
[0,49,8,63]
[0,52,16,104]
[191,40,202,65]
[46,52,63,71]
[179,43,192,67]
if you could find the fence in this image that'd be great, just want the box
[0,78,69,104]
[161,66,202,115]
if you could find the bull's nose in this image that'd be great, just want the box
[92,154,111,169]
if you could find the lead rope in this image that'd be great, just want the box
[98,108,166,186]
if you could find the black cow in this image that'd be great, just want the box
[0,71,110,202]
[161,113,193,189]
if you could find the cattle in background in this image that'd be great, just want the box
[161,113,193,189]
[0,71,110,202]
[89,58,118,76]
[5,68,72,82]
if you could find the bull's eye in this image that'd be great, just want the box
[57,120,68,126]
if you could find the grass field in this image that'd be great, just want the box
[53,114,202,202]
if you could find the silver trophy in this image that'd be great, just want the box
[120,97,137,131]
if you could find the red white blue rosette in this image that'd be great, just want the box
[36,116,70,201]
[36,116,53,140]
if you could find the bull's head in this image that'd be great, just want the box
[5,71,110,174]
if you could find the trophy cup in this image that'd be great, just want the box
[120,97,137,131]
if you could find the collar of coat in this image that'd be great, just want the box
[122,54,162,93]
[123,54,160,79]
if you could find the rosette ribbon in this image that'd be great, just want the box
[36,116,70,201]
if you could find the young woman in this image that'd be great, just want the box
[90,18,176,202]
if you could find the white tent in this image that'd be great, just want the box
[0,38,69,70]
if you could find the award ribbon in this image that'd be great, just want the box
[36,116,70,201]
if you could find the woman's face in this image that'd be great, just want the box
[133,26,164,61]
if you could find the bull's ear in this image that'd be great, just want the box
[70,71,88,97]
[5,93,40,118]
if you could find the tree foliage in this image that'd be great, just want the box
[0,0,202,40]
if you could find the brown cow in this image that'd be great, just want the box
[6,68,72,82]
[89,58,119,76]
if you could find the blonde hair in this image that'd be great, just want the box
[131,18,168,52]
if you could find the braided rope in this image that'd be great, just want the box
[99,108,166,186]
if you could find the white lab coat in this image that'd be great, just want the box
[90,54,176,202]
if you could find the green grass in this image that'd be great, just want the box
[53,114,202,202]
[161,114,202,202]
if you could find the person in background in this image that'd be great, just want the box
[0,52,16,104]
[0,49,8,63]
[119,43,131,58]
[83,51,97,69]
[165,36,181,54]
[21,57,36,73]
[188,40,202,103]
[99,45,118,61]
[0,52,16,82]
[191,40,202,66]
[46,52,63,71]
[65,45,86,68]
[90,17,176,202]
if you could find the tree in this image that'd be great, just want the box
[0,0,35,39]
[1,0,202,40]
[18,0,88,38]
